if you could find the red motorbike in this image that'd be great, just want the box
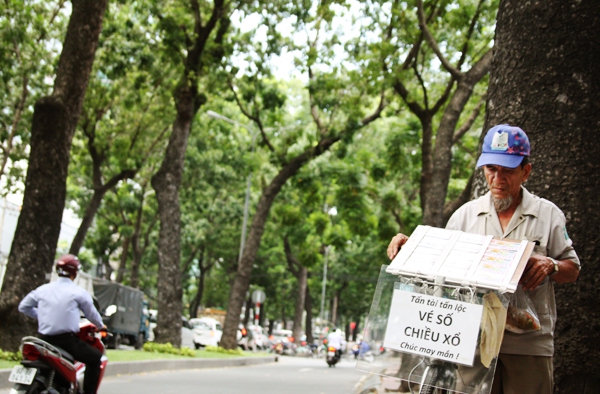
[8,320,109,394]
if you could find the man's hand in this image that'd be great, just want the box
[520,255,554,290]
[387,233,409,260]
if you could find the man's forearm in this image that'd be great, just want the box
[552,259,579,284]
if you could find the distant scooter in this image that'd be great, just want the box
[8,319,109,394]
[326,346,341,367]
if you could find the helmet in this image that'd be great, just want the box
[55,254,81,277]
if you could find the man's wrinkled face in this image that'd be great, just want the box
[483,163,532,211]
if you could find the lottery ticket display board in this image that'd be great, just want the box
[357,266,511,394]
[355,228,534,393]
[386,225,535,293]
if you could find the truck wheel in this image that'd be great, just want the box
[134,333,145,350]
[108,333,122,349]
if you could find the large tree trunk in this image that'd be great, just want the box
[150,87,195,347]
[283,236,308,343]
[480,0,600,391]
[0,0,108,352]
[292,266,307,342]
[305,285,314,344]
[150,0,227,348]
[331,293,339,327]
[189,270,205,319]
[189,252,209,319]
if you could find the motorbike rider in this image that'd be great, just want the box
[326,328,346,358]
[18,254,105,394]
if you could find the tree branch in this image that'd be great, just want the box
[430,75,457,114]
[453,95,486,144]
[456,0,486,68]
[416,0,461,78]
[227,79,278,157]
[360,89,387,126]
[283,236,300,277]
[443,172,474,225]
[412,60,429,109]
[308,66,327,135]
[182,243,203,276]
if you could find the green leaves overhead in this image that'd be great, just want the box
[2,0,499,332]
[0,0,68,191]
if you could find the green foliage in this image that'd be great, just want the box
[0,349,22,361]
[204,346,244,356]
[0,0,69,192]
[4,0,495,338]
[142,342,195,357]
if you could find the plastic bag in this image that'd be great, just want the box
[505,285,541,333]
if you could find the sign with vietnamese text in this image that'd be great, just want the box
[383,285,483,366]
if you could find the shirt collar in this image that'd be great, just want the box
[477,186,538,217]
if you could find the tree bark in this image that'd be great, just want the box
[115,237,130,283]
[243,296,252,326]
[305,284,314,344]
[0,0,108,352]
[479,0,600,391]
[150,88,194,346]
[189,249,209,319]
[283,236,307,342]
[331,293,338,327]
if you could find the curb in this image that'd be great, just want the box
[0,356,276,390]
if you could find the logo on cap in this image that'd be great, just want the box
[490,132,509,151]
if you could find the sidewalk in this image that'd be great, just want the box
[0,355,277,389]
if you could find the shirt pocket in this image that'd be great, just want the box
[522,235,548,257]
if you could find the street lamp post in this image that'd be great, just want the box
[320,245,330,325]
[239,132,258,264]
[319,206,337,328]
[207,111,258,264]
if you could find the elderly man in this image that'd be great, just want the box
[387,125,580,394]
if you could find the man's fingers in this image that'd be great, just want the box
[387,234,408,260]
[521,256,553,290]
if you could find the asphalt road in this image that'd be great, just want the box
[95,355,368,394]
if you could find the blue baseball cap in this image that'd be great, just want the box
[476,124,531,168]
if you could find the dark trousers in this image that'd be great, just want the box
[41,333,102,394]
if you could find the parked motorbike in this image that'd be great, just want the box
[326,346,341,367]
[8,320,109,394]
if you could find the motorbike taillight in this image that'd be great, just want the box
[22,344,41,361]
[327,346,336,352]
